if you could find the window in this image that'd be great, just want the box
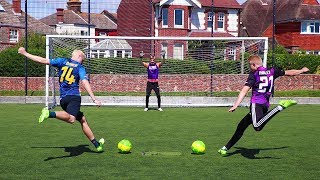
[91,50,98,58]
[162,8,168,27]
[208,12,215,30]
[227,46,237,60]
[306,50,320,55]
[217,13,225,31]
[99,32,106,36]
[174,9,184,28]
[99,50,105,58]
[80,30,88,36]
[9,29,18,43]
[173,43,183,60]
[301,21,320,34]
[116,50,123,58]
[161,43,168,59]
[125,50,132,58]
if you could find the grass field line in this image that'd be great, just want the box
[0,96,320,106]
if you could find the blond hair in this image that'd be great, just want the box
[72,50,85,60]
[248,55,263,66]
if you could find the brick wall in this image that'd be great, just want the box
[1,74,319,92]
[263,22,320,51]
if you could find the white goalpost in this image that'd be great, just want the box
[45,35,268,108]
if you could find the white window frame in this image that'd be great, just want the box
[162,8,168,27]
[217,13,225,31]
[207,12,215,31]
[174,9,184,28]
[173,43,184,60]
[227,46,237,60]
[9,29,18,43]
[161,43,168,59]
[301,21,320,34]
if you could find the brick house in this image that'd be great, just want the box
[0,0,55,51]
[117,0,242,59]
[241,0,320,54]
[40,0,117,37]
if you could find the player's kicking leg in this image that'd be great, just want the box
[218,100,297,157]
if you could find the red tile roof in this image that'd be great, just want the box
[189,31,235,37]
[40,9,116,30]
[199,0,242,8]
[0,0,54,34]
[241,0,320,36]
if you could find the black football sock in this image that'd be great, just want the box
[91,139,100,148]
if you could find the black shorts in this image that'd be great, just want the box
[250,103,268,127]
[60,95,84,121]
[146,81,160,96]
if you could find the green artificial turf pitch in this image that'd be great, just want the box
[0,104,319,179]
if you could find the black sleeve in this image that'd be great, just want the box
[244,72,255,88]
[273,67,285,79]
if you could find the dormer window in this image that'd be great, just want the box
[0,4,5,12]
[301,21,320,34]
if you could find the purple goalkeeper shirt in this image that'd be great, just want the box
[147,63,159,80]
[245,66,285,107]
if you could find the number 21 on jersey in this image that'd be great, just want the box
[60,66,75,84]
[258,76,274,93]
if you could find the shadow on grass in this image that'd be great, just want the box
[31,144,101,161]
[225,146,289,159]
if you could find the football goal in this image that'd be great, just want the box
[45,35,268,108]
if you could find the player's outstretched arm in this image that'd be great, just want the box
[229,86,250,112]
[18,47,50,65]
[285,67,309,76]
[81,79,101,106]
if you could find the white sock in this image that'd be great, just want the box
[278,105,284,111]
[222,146,228,150]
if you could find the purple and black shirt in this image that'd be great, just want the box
[245,66,285,107]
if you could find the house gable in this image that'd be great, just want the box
[40,0,117,36]
[160,0,202,7]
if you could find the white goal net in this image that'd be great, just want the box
[45,35,268,108]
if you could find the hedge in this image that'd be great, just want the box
[0,47,45,77]
[1,49,319,77]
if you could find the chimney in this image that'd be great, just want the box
[67,0,82,14]
[12,0,21,14]
[57,8,64,23]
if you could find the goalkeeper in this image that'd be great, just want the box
[218,55,309,156]
[140,52,165,111]
[18,47,105,152]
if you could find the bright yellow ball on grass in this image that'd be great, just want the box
[191,140,205,154]
[118,139,132,154]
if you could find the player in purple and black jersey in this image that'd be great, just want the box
[18,47,105,152]
[140,52,165,111]
[218,55,309,156]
